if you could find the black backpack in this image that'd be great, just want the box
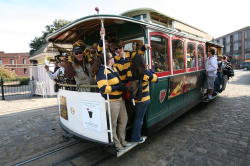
[228,68,234,77]
[224,62,234,78]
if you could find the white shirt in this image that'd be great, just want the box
[205,55,218,76]
[47,67,65,80]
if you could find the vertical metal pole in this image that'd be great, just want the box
[101,19,113,142]
[1,77,5,100]
[169,34,174,75]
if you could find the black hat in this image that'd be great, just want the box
[73,46,83,53]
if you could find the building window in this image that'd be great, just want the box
[187,42,196,69]
[132,14,146,20]
[226,36,230,44]
[23,58,27,64]
[245,53,250,60]
[234,42,239,51]
[226,45,230,53]
[197,44,205,68]
[24,68,27,74]
[172,39,185,71]
[245,30,250,39]
[10,59,14,64]
[219,39,223,45]
[245,41,250,49]
[234,33,238,41]
[0,59,2,64]
[151,35,170,72]
[238,32,242,40]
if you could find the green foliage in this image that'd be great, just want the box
[0,67,29,85]
[17,77,30,85]
[0,66,17,79]
[2,77,30,85]
[29,19,70,55]
[29,37,46,55]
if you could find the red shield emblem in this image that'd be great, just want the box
[159,89,167,103]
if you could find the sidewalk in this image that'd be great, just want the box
[0,96,65,166]
[0,97,58,116]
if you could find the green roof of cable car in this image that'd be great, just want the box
[46,13,210,43]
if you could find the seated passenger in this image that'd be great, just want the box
[71,46,92,90]
[92,52,131,151]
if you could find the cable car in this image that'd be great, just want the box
[46,8,223,157]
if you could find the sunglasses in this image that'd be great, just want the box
[74,52,82,55]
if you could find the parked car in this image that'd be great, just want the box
[240,62,250,70]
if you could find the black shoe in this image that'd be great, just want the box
[212,92,218,96]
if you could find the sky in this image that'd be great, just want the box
[0,0,249,53]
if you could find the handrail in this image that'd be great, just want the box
[56,83,98,88]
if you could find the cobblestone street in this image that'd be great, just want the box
[1,70,250,166]
[0,97,66,165]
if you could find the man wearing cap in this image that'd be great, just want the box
[45,54,75,91]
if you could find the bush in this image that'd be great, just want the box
[0,66,30,85]
[0,66,17,79]
[17,77,30,85]
[3,77,30,85]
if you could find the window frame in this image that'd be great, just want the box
[23,58,26,64]
[197,42,206,70]
[186,40,197,72]
[10,59,14,64]
[171,36,186,74]
[149,32,171,77]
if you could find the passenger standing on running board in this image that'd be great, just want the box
[127,54,158,143]
[205,48,218,101]
[92,52,132,151]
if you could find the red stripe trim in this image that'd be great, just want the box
[155,71,171,77]
[173,69,185,74]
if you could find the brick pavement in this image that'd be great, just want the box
[0,97,67,166]
[95,70,250,166]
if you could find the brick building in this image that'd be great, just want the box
[0,51,30,77]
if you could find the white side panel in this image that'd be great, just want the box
[58,89,109,143]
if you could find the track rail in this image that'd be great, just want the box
[12,140,81,166]
[8,138,113,166]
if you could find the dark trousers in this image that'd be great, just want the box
[214,72,223,92]
[131,100,150,142]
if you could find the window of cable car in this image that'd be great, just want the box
[197,44,205,68]
[187,42,196,69]
[172,39,185,72]
[151,35,169,73]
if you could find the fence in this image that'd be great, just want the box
[0,77,34,100]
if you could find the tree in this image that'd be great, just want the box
[29,19,70,55]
